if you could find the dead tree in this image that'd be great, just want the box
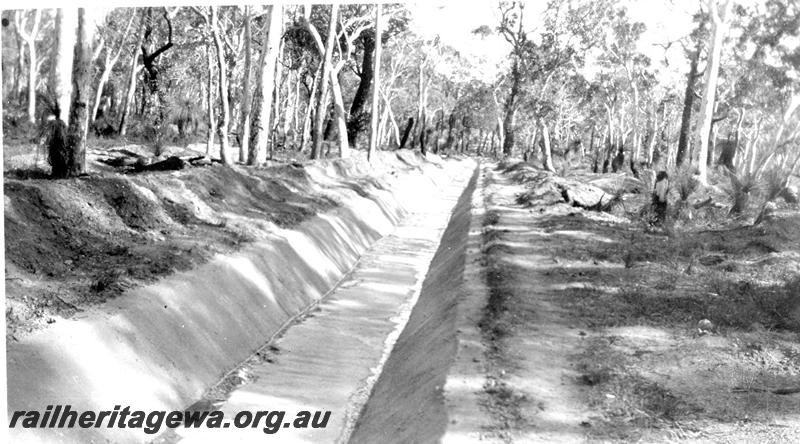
[141,7,176,153]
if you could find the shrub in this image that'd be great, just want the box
[724,169,758,217]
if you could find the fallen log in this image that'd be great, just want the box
[134,156,186,172]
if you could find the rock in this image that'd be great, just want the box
[698,318,715,333]
[553,178,611,209]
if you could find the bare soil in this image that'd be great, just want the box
[475,161,800,443]
[4,141,411,340]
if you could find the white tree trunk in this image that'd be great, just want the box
[91,12,134,125]
[238,5,252,163]
[51,9,76,123]
[205,39,216,157]
[118,27,144,137]
[24,10,42,124]
[290,69,301,143]
[368,4,382,162]
[330,70,350,158]
[282,70,296,147]
[300,66,321,153]
[248,5,282,165]
[541,120,555,172]
[209,7,230,164]
[311,4,338,160]
[697,0,731,184]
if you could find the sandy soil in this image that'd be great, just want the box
[467,161,800,443]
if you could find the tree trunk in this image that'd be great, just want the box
[28,36,39,123]
[51,9,76,123]
[347,32,376,147]
[311,4,338,160]
[502,61,521,156]
[377,90,390,147]
[721,108,744,171]
[91,54,114,124]
[416,61,427,152]
[25,10,42,124]
[209,7,229,164]
[204,37,216,157]
[399,117,414,149]
[697,0,732,184]
[491,90,505,152]
[290,69,301,146]
[445,112,456,152]
[91,12,134,126]
[238,5,252,163]
[368,4,382,162]
[66,8,95,177]
[541,120,555,172]
[382,90,400,147]
[283,70,296,148]
[13,17,24,103]
[646,112,659,166]
[270,35,284,159]
[330,69,350,158]
[676,39,703,167]
[248,5,282,165]
[747,120,763,175]
[631,82,641,163]
[118,24,144,137]
[433,110,443,154]
[419,109,427,155]
[300,65,321,153]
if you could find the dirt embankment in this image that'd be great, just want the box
[472,161,800,443]
[4,151,425,339]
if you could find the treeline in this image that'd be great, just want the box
[2,1,799,194]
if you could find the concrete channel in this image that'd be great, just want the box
[165,165,479,444]
[8,155,481,444]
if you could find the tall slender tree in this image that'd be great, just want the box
[248,5,283,165]
[65,8,95,177]
[368,4,383,162]
[15,9,42,124]
[697,0,732,184]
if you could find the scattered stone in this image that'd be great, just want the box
[698,319,715,334]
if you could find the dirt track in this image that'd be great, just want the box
[441,162,800,443]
